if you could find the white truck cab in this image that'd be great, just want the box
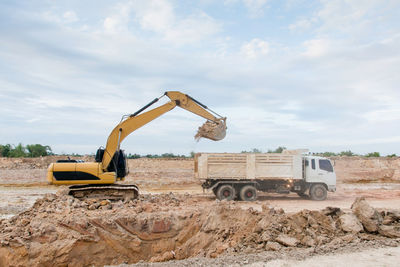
[303,155,336,192]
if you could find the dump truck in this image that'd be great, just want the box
[195,151,336,201]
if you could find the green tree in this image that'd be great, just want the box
[161,153,174,158]
[339,150,355,156]
[0,144,11,157]
[387,154,397,158]
[365,152,380,157]
[26,144,52,157]
[267,146,286,153]
[241,148,262,153]
[127,153,141,159]
[8,143,27,157]
[313,152,337,157]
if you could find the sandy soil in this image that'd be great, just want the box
[0,186,57,219]
[124,244,400,267]
[262,246,400,267]
[1,183,400,219]
[1,156,400,217]
[0,156,400,266]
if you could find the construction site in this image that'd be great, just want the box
[1,155,400,266]
[1,1,400,266]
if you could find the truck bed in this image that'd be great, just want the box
[195,153,302,181]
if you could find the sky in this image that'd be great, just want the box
[1,0,400,156]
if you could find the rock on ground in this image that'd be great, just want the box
[339,213,363,233]
[351,197,382,232]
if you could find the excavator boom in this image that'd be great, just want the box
[101,91,226,170]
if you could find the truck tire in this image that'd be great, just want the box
[216,185,236,201]
[239,185,257,201]
[309,184,327,201]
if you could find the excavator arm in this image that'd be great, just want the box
[101,91,226,170]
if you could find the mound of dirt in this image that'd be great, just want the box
[332,156,400,183]
[0,193,399,267]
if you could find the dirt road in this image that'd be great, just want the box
[1,182,400,219]
[123,245,400,267]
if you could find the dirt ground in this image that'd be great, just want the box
[0,156,400,266]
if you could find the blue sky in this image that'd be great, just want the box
[1,0,400,155]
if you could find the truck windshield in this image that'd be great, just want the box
[319,159,333,172]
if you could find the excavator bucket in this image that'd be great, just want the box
[195,119,227,141]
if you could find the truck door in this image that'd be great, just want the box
[305,157,336,190]
[317,159,336,190]
[304,157,320,182]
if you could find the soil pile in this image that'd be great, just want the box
[0,156,94,170]
[332,156,400,183]
[0,194,399,267]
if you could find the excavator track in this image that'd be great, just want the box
[68,184,139,201]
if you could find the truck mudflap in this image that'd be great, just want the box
[327,185,336,192]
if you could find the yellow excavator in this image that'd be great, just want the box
[47,91,227,200]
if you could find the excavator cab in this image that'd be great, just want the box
[107,150,128,178]
[95,148,127,178]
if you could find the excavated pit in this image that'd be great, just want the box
[0,193,400,267]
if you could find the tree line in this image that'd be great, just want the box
[126,152,194,159]
[0,143,52,157]
[0,144,397,158]
[312,151,397,157]
[241,147,397,158]
[0,144,194,158]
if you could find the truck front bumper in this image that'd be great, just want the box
[327,185,336,192]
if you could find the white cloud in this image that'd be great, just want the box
[103,3,131,33]
[317,0,376,32]
[223,0,239,5]
[362,107,400,123]
[301,38,331,58]
[63,11,78,23]
[223,0,269,18]
[243,0,269,18]
[241,38,269,58]
[289,18,315,32]
[133,0,174,32]
[102,0,221,44]
[41,10,79,25]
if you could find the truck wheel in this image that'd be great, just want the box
[239,185,257,201]
[309,184,327,201]
[217,185,236,201]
